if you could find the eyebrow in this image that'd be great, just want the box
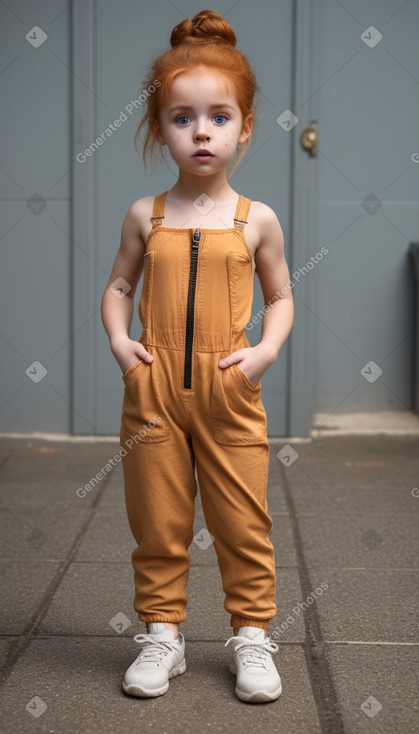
[169,103,236,113]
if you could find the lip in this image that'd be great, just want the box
[193,149,214,158]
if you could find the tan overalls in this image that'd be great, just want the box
[120,191,277,632]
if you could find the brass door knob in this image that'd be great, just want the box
[300,124,318,156]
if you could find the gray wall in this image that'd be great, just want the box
[1,0,418,437]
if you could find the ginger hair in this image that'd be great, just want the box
[134,9,261,180]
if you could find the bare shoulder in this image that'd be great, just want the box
[249,200,284,232]
[123,196,154,240]
[249,201,285,253]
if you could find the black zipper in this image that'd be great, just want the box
[184,228,201,388]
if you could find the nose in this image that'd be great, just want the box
[193,118,211,142]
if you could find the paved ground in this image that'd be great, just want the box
[0,434,418,733]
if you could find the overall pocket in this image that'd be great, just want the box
[121,358,170,443]
[233,362,261,390]
[121,359,143,380]
[211,363,268,445]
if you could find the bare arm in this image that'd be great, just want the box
[219,204,294,384]
[253,204,294,361]
[101,198,154,373]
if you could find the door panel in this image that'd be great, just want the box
[311,0,419,419]
[0,1,71,433]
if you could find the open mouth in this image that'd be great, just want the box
[193,151,214,158]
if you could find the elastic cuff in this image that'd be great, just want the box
[230,615,270,631]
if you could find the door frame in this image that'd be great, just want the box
[71,0,97,434]
[287,0,318,437]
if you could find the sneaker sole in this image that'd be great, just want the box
[229,661,282,703]
[122,658,186,698]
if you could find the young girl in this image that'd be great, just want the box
[101,9,294,704]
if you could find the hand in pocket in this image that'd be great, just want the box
[110,336,153,375]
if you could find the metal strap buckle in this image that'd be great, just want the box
[234,218,247,231]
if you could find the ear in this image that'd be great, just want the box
[150,116,166,146]
[238,111,254,145]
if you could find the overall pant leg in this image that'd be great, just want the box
[120,348,197,625]
[191,352,277,632]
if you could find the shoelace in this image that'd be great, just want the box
[132,632,180,666]
[224,635,279,671]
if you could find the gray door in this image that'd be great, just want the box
[73,0,419,437]
[72,0,296,436]
[308,0,419,424]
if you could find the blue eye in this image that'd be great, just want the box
[174,113,229,125]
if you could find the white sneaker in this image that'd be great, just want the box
[122,623,186,697]
[225,626,282,703]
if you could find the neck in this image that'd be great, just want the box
[171,170,235,203]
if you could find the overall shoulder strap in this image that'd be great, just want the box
[233,195,251,231]
[150,191,168,226]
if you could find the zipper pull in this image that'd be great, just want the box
[192,228,201,249]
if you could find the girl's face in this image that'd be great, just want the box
[151,68,252,177]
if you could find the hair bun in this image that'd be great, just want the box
[170,9,237,48]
